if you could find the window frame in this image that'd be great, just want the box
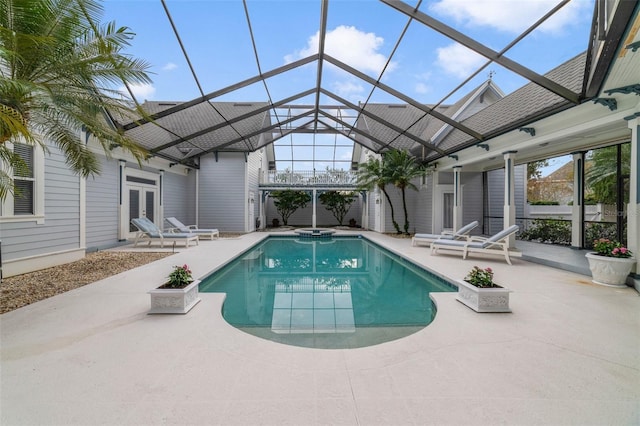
[0,142,45,224]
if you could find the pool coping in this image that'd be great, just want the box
[2,229,638,425]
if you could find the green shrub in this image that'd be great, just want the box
[519,219,571,245]
[528,201,560,205]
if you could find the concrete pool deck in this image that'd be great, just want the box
[1,230,639,425]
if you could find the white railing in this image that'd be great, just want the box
[261,170,359,186]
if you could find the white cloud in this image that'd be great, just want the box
[414,71,432,94]
[430,0,590,34]
[120,83,156,101]
[332,80,365,99]
[436,43,485,78]
[285,25,395,75]
[414,82,430,94]
[162,62,177,71]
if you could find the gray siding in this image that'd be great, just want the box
[199,152,246,232]
[383,182,418,234]
[163,170,196,229]
[86,155,119,250]
[1,143,80,261]
[486,168,505,235]
[485,164,526,234]
[367,192,376,230]
[413,177,434,234]
[265,193,363,227]
[247,150,262,230]
[462,172,483,236]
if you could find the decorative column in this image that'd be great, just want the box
[361,191,368,230]
[453,166,463,231]
[312,189,317,228]
[626,114,639,289]
[158,170,164,227]
[571,151,585,248]
[503,151,517,247]
[259,191,266,230]
[195,169,200,226]
[118,159,126,241]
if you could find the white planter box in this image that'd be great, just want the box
[148,279,201,314]
[456,279,512,313]
[585,253,635,287]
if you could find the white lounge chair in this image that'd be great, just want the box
[412,220,479,247]
[430,225,521,265]
[165,217,219,240]
[131,217,199,248]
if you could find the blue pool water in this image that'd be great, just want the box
[199,236,456,349]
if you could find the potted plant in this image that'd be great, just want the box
[148,264,201,314]
[456,266,512,312]
[585,239,635,287]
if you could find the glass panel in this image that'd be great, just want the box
[145,191,155,223]
[13,144,33,178]
[14,180,33,215]
[584,143,630,247]
[129,190,140,232]
[126,176,156,185]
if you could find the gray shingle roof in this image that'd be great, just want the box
[428,52,587,160]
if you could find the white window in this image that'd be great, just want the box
[1,142,45,223]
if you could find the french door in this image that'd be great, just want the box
[126,184,159,239]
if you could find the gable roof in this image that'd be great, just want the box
[114,1,638,168]
[427,52,588,161]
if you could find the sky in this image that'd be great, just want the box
[101,0,595,172]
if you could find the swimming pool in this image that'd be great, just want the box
[199,236,456,349]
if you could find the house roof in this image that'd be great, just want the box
[114,1,638,169]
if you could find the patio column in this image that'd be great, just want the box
[503,151,517,247]
[571,151,585,248]
[453,166,463,231]
[259,191,266,230]
[626,114,640,289]
[312,189,317,228]
[118,160,126,241]
[360,191,368,230]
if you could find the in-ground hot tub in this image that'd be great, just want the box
[294,228,336,237]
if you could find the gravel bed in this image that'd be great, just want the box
[0,251,173,314]
[0,232,245,314]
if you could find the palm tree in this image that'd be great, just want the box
[357,155,401,233]
[384,149,426,234]
[0,0,152,200]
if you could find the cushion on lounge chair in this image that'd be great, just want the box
[131,217,199,248]
[165,217,219,239]
[133,217,161,237]
[430,225,520,264]
[412,221,479,247]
